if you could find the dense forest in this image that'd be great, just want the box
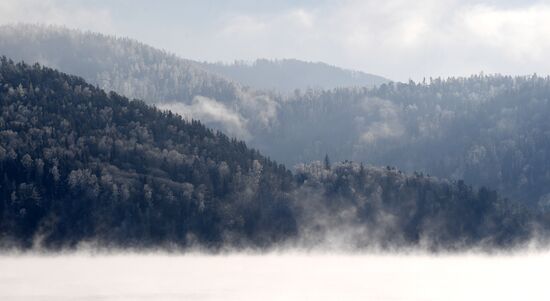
[294,160,539,250]
[256,77,550,206]
[0,58,295,249]
[199,59,389,93]
[0,59,546,250]
[3,24,550,207]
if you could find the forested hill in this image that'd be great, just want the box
[199,59,389,93]
[0,59,546,250]
[0,24,240,104]
[0,24,389,142]
[251,76,550,205]
[0,24,282,139]
[293,160,539,250]
[0,57,296,249]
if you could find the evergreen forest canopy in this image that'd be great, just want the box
[0,59,548,251]
[1,24,550,206]
[260,76,550,205]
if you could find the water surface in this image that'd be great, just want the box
[1,252,548,300]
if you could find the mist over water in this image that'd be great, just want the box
[1,252,549,301]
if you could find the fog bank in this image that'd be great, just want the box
[1,253,549,301]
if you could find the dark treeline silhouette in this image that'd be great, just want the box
[0,59,547,251]
[0,58,295,249]
[294,161,539,250]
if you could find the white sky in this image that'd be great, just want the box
[0,0,549,81]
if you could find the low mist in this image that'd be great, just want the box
[1,252,549,301]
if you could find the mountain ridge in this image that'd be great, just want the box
[199,58,390,93]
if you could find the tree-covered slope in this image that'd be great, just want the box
[0,58,295,249]
[199,59,389,93]
[293,161,538,250]
[251,77,550,205]
[0,59,545,251]
[0,24,239,104]
[0,24,279,139]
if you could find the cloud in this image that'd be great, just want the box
[158,96,250,140]
[460,4,550,62]
[0,0,114,34]
[235,91,280,129]
[288,9,315,28]
[157,92,279,140]
[221,15,267,37]
[358,98,404,143]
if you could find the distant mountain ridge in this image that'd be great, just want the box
[199,59,390,93]
[0,24,388,140]
[0,23,271,139]
[0,24,238,103]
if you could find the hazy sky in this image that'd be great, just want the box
[1,0,549,81]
